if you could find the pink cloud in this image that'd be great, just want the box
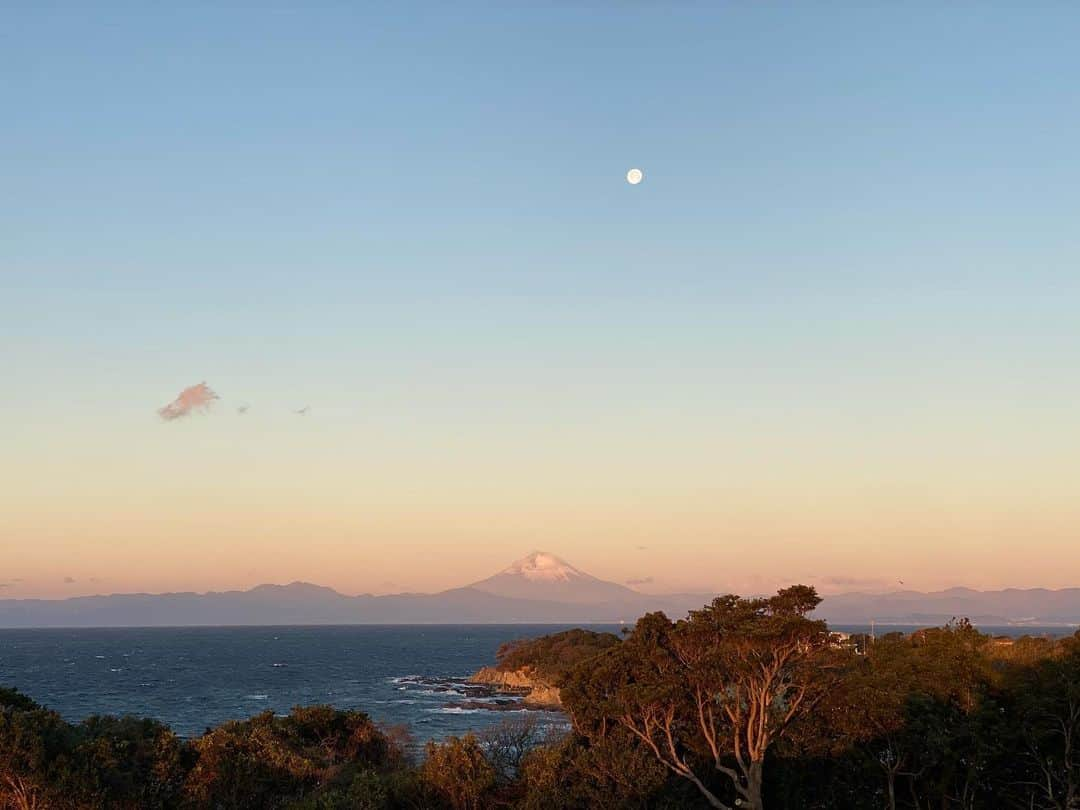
[158,382,220,421]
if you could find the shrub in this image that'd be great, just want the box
[421,734,496,810]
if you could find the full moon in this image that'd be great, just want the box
[626,168,643,185]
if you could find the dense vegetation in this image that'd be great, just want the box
[3,587,1080,809]
[494,628,621,681]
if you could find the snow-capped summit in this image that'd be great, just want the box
[499,552,586,583]
[469,551,640,604]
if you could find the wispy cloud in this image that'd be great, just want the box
[626,576,654,586]
[158,382,219,421]
[809,574,895,593]
[818,575,890,588]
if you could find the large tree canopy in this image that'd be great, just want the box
[562,585,841,810]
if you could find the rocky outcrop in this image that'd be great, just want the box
[468,666,562,708]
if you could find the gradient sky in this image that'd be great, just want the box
[3,5,1080,599]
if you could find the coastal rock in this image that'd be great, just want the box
[468,666,562,708]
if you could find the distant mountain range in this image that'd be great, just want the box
[819,587,1080,627]
[0,553,706,628]
[1,552,1078,628]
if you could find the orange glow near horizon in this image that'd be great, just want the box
[4,413,1079,599]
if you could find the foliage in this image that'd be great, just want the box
[3,617,1080,809]
[285,769,388,810]
[517,731,672,809]
[183,706,397,809]
[994,634,1080,809]
[0,688,39,713]
[494,628,620,681]
[561,586,838,809]
[476,716,546,782]
[420,734,496,810]
[0,700,400,810]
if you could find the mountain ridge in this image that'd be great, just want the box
[2,553,1079,628]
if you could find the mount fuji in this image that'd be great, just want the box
[468,551,641,604]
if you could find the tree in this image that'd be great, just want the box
[562,586,838,810]
[1001,635,1080,809]
[517,732,672,810]
[828,620,996,810]
[0,689,39,713]
[421,734,496,810]
[183,706,396,809]
[0,701,76,810]
[476,716,544,783]
[71,715,187,809]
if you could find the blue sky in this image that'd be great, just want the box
[2,4,1079,596]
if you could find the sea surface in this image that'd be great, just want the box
[0,623,1072,743]
[0,625,607,741]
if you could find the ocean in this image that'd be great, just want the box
[1,623,1071,743]
[0,624,602,741]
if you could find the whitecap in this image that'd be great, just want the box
[425,707,484,715]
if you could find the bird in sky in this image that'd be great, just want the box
[293,406,310,416]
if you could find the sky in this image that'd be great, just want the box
[3,4,1080,599]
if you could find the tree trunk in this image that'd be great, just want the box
[886,770,897,810]
[908,777,921,810]
[686,773,732,810]
[745,759,765,810]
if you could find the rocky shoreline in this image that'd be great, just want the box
[467,666,562,708]
[391,673,563,714]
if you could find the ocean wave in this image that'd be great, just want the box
[427,706,541,715]
[414,688,464,697]
[244,694,269,700]
[425,707,484,715]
